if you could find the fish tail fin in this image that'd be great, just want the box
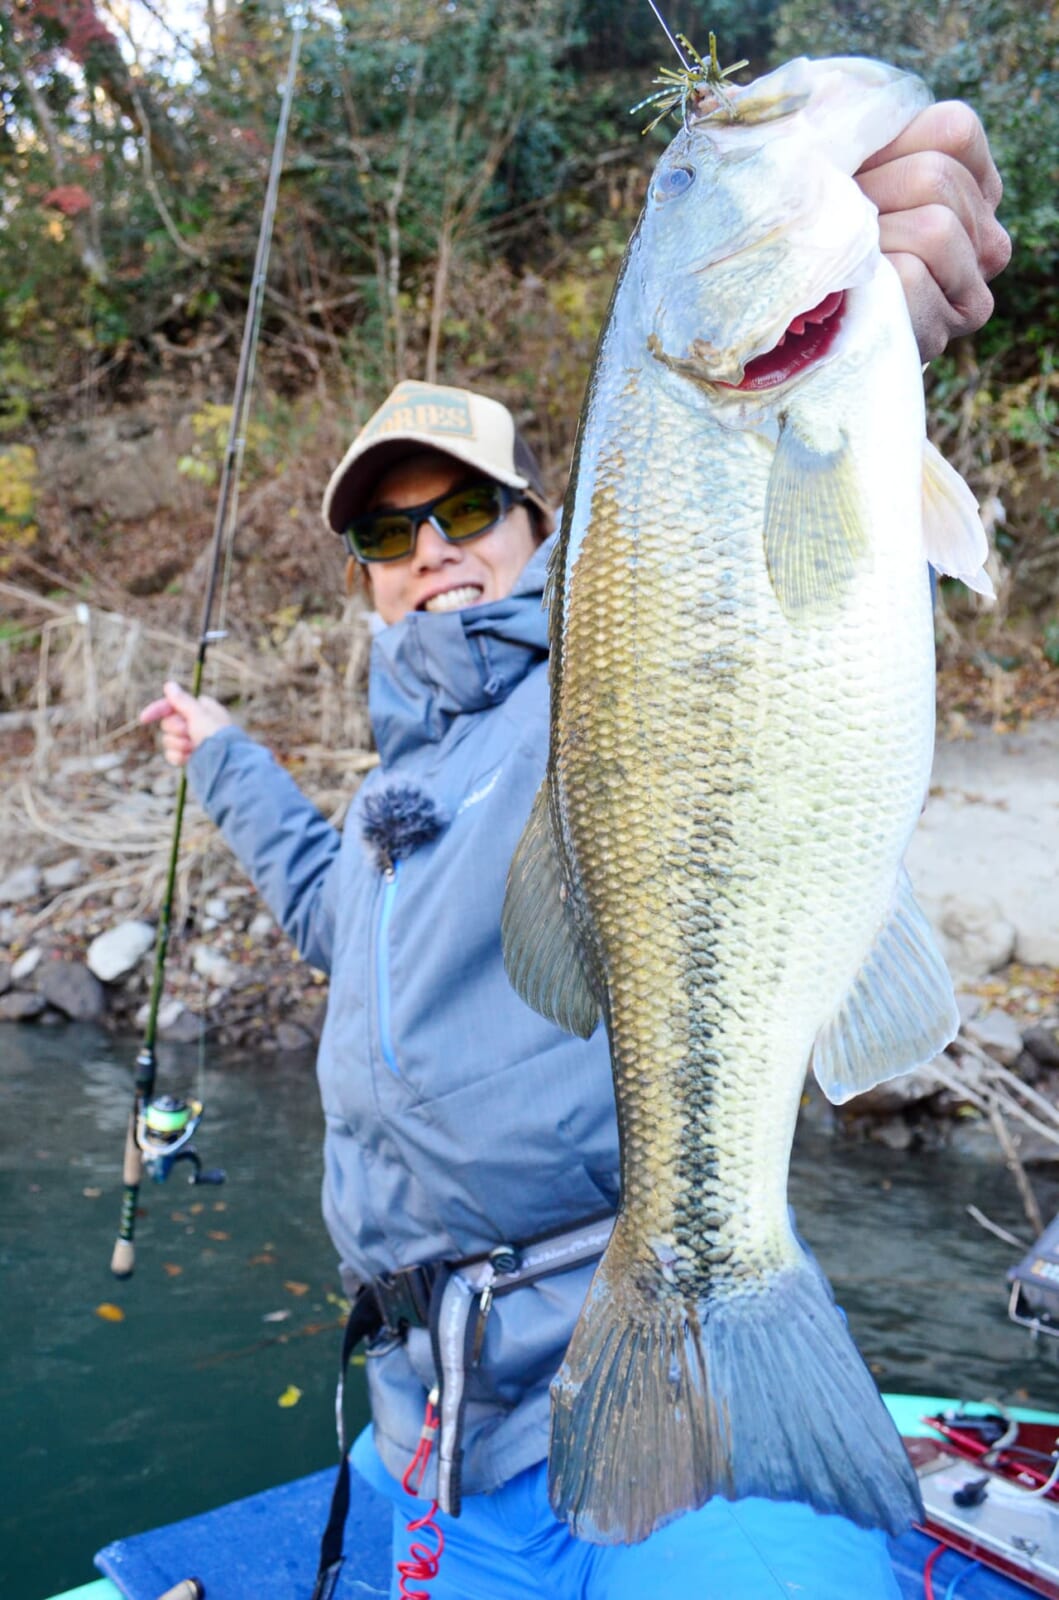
[549,1244,922,1546]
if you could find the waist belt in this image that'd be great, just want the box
[310,1211,615,1600]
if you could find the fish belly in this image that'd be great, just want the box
[547,370,932,1543]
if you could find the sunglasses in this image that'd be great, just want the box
[344,481,527,564]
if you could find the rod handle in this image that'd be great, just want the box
[110,1111,143,1279]
[154,1582,205,1600]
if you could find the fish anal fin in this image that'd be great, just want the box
[502,778,600,1039]
[922,439,995,599]
[812,868,959,1105]
[764,423,870,622]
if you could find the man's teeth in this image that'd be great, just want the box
[424,585,483,613]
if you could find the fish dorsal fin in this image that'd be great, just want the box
[811,868,958,1105]
[502,778,600,1039]
[763,422,870,622]
[922,439,995,599]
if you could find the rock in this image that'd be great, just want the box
[0,991,46,1021]
[1023,1026,1059,1071]
[947,1114,997,1159]
[0,961,10,996]
[110,888,137,911]
[1006,1124,1059,1167]
[1015,907,1059,969]
[842,1064,942,1116]
[12,947,43,983]
[161,1007,204,1044]
[43,857,87,892]
[57,752,124,778]
[294,997,328,1042]
[957,993,982,1026]
[935,895,1016,984]
[275,1021,314,1054]
[37,961,106,1021]
[0,865,42,905]
[870,1118,914,1151]
[133,997,200,1041]
[1012,1049,1045,1086]
[964,1007,1024,1068]
[247,912,274,942]
[87,920,155,982]
[192,945,239,988]
[204,896,230,922]
[37,1006,67,1026]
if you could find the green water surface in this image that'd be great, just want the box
[3,1022,1059,1600]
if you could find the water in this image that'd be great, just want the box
[3,1025,1059,1600]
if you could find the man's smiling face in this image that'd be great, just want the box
[363,452,540,626]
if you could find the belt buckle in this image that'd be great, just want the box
[372,1263,433,1334]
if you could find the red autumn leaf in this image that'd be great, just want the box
[42,184,93,217]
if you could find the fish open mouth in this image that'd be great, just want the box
[723,290,847,391]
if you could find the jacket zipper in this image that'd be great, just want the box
[376,860,401,1075]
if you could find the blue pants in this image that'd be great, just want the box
[351,1426,901,1599]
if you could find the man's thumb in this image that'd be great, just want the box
[163,679,195,714]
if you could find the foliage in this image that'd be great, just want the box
[773,0,1059,347]
[0,443,39,568]
[177,401,275,487]
[0,0,1056,625]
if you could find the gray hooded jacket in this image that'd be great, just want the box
[188,537,619,1496]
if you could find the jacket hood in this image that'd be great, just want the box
[369,534,553,765]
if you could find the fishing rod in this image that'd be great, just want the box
[111,10,305,1279]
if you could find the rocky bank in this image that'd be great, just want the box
[1,715,1058,1163]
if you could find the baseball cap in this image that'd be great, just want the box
[322,380,552,536]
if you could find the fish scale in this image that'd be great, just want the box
[502,54,989,1547]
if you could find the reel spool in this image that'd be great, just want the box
[137,1094,225,1186]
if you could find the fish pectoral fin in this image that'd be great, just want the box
[811,867,958,1105]
[764,422,869,622]
[922,439,996,599]
[501,778,600,1039]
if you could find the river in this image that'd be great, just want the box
[2,1023,1057,1600]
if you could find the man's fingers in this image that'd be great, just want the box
[140,697,173,726]
[885,252,958,364]
[878,205,994,327]
[860,101,1003,209]
[163,679,197,714]
[858,149,983,248]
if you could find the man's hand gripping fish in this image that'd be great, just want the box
[502,56,993,1546]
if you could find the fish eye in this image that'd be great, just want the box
[655,165,694,201]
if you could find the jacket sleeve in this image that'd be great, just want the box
[187,726,343,973]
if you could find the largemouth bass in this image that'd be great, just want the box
[502,56,993,1546]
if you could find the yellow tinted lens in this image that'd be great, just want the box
[351,513,415,561]
[435,485,505,541]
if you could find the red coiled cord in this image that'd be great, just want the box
[397,1392,445,1600]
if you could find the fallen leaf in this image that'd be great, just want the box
[212,1201,227,1212]
[171,1211,189,1223]
[278,1385,302,1408]
[189,1202,205,1215]
[83,1187,102,1199]
[263,1310,291,1323]
[284,1280,310,1297]
[95,1303,125,1322]
[249,1252,276,1267]
[163,1263,183,1278]
[207,1229,230,1241]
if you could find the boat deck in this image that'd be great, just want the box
[49,1396,1057,1600]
